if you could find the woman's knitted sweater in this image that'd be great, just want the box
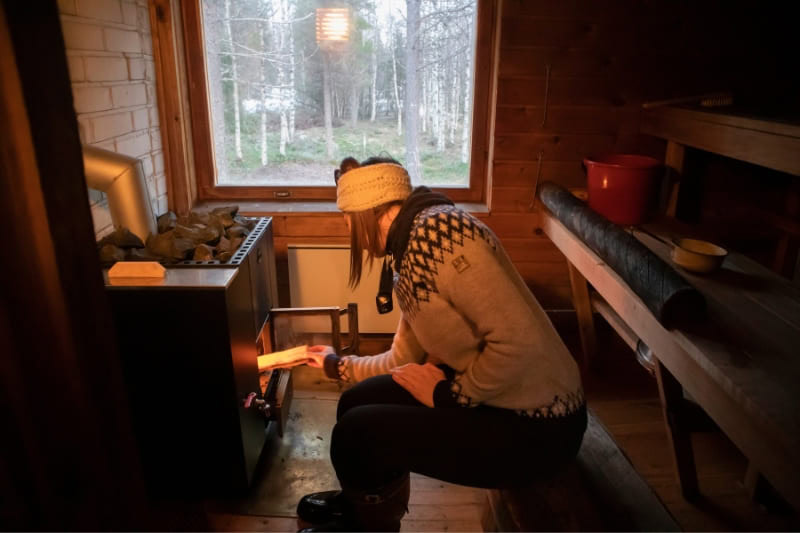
[323,204,583,417]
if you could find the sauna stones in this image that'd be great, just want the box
[99,204,256,266]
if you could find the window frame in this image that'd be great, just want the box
[174,0,498,205]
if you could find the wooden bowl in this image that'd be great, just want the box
[671,238,728,273]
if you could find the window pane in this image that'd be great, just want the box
[200,0,477,188]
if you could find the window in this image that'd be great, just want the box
[179,0,496,203]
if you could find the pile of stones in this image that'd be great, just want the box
[97,205,257,265]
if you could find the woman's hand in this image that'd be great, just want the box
[390,363,446,407]
[306,345,335,368]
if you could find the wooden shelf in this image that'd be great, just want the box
[641,105,800,176]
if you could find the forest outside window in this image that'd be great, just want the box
[181,0,494,203]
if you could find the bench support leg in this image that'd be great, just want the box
[655,359,700,502]
[663,140,685,217]
[744,462,769,502]
[567,262,597,371]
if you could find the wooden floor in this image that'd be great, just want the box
[208,474,485,531]
[208,474,485,532]
[207,322,799,532]
[207,337,487,532]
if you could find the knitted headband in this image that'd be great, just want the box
[336,163,412,212]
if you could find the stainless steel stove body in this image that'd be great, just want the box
[104,217,288,498]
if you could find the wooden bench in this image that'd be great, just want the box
[541,206,800,510]
[481,410,679,532]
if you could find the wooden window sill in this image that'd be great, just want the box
[194,200,490,217]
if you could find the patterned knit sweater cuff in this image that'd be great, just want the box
[323,353,342,380]
[433,380,459,408]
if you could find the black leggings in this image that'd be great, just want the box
[330,374,587,490]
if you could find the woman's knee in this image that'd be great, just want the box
[330,407,377,475]
[336,385,364,420]
[331,406,399,487]
[336,374,416,420]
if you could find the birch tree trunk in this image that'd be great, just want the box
[460,56,471,163]
[349,81,358,127]
[259,21,268,166]
[287,0,296,142]
[224,0,242,161]
[205,2,229,181]
[404,0,421,182]
[391,34,402,136]
[280,0,289,156]
[435,63,445,152]
[432,66,438,143]
[421,76,427,134]
[323,53,335,158]
[449,63,459,145]
[370,33,377,122]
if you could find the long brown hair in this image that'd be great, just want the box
[336,156,403,288]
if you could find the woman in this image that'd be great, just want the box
[297,155,586,532]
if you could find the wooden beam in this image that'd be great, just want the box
[663,140,685,217]
[642,106,800,177]
[567,262,596,370]
[655,360,700,501]
[0,2,157,528]
[149,0,195,215]
[590,294,638,352]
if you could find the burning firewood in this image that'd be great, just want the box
[257,345,312,371]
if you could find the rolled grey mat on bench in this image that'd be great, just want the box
[538,181,705,329]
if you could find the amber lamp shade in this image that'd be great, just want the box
[316,8,350,48]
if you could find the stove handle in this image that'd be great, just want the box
[242,392,272,419]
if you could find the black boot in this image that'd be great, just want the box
[347,472,411,532]
[296,490,347,524]
[298,473,410,532]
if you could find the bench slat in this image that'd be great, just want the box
[482,410,679,532]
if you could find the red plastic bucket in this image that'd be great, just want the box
[584,154,661,225]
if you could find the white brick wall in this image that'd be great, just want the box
[61,0,166,238]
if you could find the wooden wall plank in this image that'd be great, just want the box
[497,78,625,107]
[271,236,350,266]
[491,186,537,213]
[493,160,585,189]
[514,261,570,282]
[501,0,648,20]
[281,214,349,237]
[498,47,625,78]
[482,212,541,238]
[495,105,640,135]
[499,237,566,263]
[500,18,617,49]
[494,133,617,161]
